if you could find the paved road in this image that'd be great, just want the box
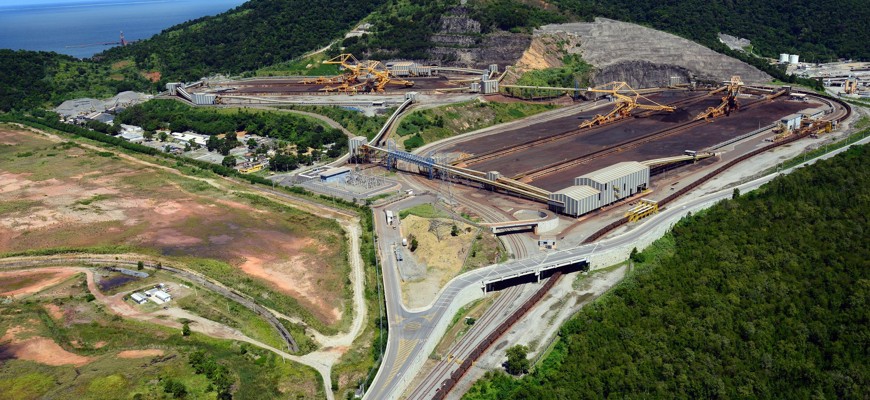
[363,136,870,400]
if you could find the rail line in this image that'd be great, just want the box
[400,173,528,259]
[582,91,853,243]
[407,285,526,399]
[516,95,776,182]
[457,91,714,168]
[428,272,564,400]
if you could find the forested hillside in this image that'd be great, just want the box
[551,0,870,61]
[0,50,153,112]
[465,144,870,399]
[98,0,388,81]
[342,0,564,60]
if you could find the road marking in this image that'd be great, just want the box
[386,338,418,381]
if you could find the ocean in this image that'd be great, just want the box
[0,0,248,59]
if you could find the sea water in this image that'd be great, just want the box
[0,0,247,59]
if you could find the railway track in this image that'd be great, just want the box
[429,272,564,400]
[516,96,774,182]
[407,285,526,399]
[457,92,714,168]
[398,172,529,259]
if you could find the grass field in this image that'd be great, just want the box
[0,125,349,331]
[0,272,322,400]
[396,100,558,150]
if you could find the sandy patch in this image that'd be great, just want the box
[94,341,107,349]
[239,243,341,323]
[0,172,31,194]
[117,349,164,358]
[0,336,92,367]
[1,323,92,367]
[153,200,184,216]
[44,303,64,320]
[150,229,204,246]
[143,71,162,83]
[0,269,78,297]
[1,325,34,342]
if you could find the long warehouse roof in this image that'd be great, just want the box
[553,185,600,199]
[577,161,648,184]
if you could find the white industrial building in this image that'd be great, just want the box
[548,185,601,217]
[780,113,803,131]
[548,161,651,217]
[574,161,650,206]
[130,292,148,304]
[153,290,171,302]
[170,131,208,146]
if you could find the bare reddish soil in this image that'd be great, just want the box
[0,128,346,326]
[0,269,78,297]
[0,326,92,367]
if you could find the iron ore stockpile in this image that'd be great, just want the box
[215,76,456,96]
[441,90,821,192]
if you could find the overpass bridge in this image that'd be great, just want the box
[481,256,589,292]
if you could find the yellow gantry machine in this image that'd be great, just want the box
[310,53,414,94]
[579,81,676,129]
[696,75,743,121]
[625,199,659,222]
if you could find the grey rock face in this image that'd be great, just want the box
[594,61,694,88]
[428,7,530,68]
[537,18,770,87]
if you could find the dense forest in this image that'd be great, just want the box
[98,0,387,81]
[116,100,347,154]
[342,0,565,60]
[0,50,154,112]
[551,0,870,61]
[465,145,869,399]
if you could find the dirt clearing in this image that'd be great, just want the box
[399,215,479,308]
[117,349,164,358]
[0,269,78,297]
[0,326,92,367]
[0,126,347,327]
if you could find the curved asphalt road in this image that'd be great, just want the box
[364,136,870,400]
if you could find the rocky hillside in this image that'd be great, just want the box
[427,6,531,68]
[534,18,770,87]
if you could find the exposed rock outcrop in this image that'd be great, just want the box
[428,7,531,68]
[593,60,694,89]
[535,18,770,87]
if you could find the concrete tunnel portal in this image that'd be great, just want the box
[482,259,590,293]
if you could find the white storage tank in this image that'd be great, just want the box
[789,54,799,64]
[779,53,789,63]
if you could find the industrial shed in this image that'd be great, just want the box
[575,161,649,206]
[319,167,351,183]
[548,185,601,217]
[780,113,803,131]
